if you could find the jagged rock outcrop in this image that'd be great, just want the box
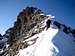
[1,7,48,56]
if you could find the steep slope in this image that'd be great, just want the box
[15,24,59,56]
[15,20,75,56]
[1,7,53,56]
[53,29,75,56]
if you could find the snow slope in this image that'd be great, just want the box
[16,27,59,56]
[15,14,75,56]
[16,24,75,56]
[53,30,75,56]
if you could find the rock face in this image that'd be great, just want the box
[16,27,59,56]
[1,7,50,56]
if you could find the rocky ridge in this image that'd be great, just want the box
[1,7,50,56]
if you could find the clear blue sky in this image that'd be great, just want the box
[0,0,75,35]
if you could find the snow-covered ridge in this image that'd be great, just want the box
[16,27,59,56]
[14,14,59,56]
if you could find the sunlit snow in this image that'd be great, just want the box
[16,27,59,56]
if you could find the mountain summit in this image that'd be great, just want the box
[0,7,75,56]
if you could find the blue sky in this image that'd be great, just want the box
[0,0,75,35]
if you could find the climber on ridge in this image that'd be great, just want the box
[46,19,51,29]
[46,15,53,30]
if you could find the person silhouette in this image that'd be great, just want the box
[46,19,51,29]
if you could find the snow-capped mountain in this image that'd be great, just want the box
[0,7,75,56]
